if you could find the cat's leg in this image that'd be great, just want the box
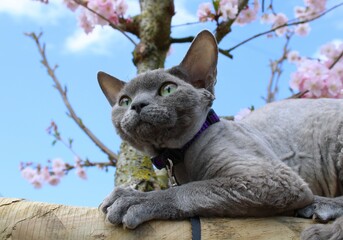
[297,196,343,222]
[100,170,313,229]
[301,216,343,240]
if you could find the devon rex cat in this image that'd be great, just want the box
[98,30,343,239]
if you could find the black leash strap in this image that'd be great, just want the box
[190,216,201,240]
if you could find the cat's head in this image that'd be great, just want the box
[98,30,218,156]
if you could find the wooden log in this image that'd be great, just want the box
[0,197,315,240]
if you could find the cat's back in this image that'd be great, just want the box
[242,98,342,134]
[242,98,343,148]
[242,98,343,196]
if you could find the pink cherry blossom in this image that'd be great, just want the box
[260,13,275,24]
[332,62,343,79]
[235,8,257,26]
[115,0,128,16]
[30,174,44,189]
[47,175,61,186]
[294,23,311,36]
[289,50,343,99]
[287,50,301,64]
[272,13,288,36]
[294,6,307,19]
[64,0,128,33]
[298,0,326,20]
[289,71,305,91]
[63,0,79,11]
[326,73,342,97]
[52,158,66,177]
[320,42,339,59]
[21,167,36,182]
[87,0,108,26]
[305,0,326,13]
[41,166,51,181]
[78,9,94,34]
[219,0,238,21]
[76,167,87,180]
[303,77,325,97]
[197,3,212,22]
[234,0,259,26]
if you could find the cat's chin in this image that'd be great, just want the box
[131,121,173,141]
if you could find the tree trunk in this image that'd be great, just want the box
[0,197,314,240]
[115,0,174,190]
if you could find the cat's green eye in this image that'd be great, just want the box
[159,83,177,96]
[118,96,132,107]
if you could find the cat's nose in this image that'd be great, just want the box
[131,102,149,114]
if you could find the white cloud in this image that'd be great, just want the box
[172,0,197,26]
[126,0,140,16]
[0,0,70,24]
[64,25,124,55]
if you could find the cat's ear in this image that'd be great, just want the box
[170,30,218,93]
[97,71,126,106]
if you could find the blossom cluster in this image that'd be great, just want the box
[63,0,128,34]
[289,42,343,98]
[197,0,259,26]
[197,0,327,37]
[259,0,327,37]
[20,158,87,189]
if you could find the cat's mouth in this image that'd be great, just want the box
[120,108,177,138]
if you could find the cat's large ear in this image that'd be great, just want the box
[169,30,218,93]
[97,71,126,106]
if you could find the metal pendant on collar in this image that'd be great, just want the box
[165,159,178,187]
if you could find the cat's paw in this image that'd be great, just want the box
[297,196,343,223]
[99,187,159,229]
[301,216,343,240]
[301,224,329,240]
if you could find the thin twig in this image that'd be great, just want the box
[26,32,118,164]
[219,48,233,59]
[73,0,138,46]
[225,2,343,54]
[287,90,309,99]
[64,160,114,171]
[264,34,292,103]
[172,21,201,28]
[329,50,343,69]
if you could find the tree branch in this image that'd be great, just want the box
[219,48,233,59]
[171,21,200,28]
[170,36,194,44]
[224,2,343,55]
[215,0,250,44]
[287,90,309,99]
[264,34,292,103]
[26,32,118,164]
[329,50,343,70]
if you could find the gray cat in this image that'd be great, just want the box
[98,30,343,240]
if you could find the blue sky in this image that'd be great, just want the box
[0,0,342,207]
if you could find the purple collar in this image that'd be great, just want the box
[151,109,220,170]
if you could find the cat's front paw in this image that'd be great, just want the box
[297,196,343,223]
[99,187,158,229]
